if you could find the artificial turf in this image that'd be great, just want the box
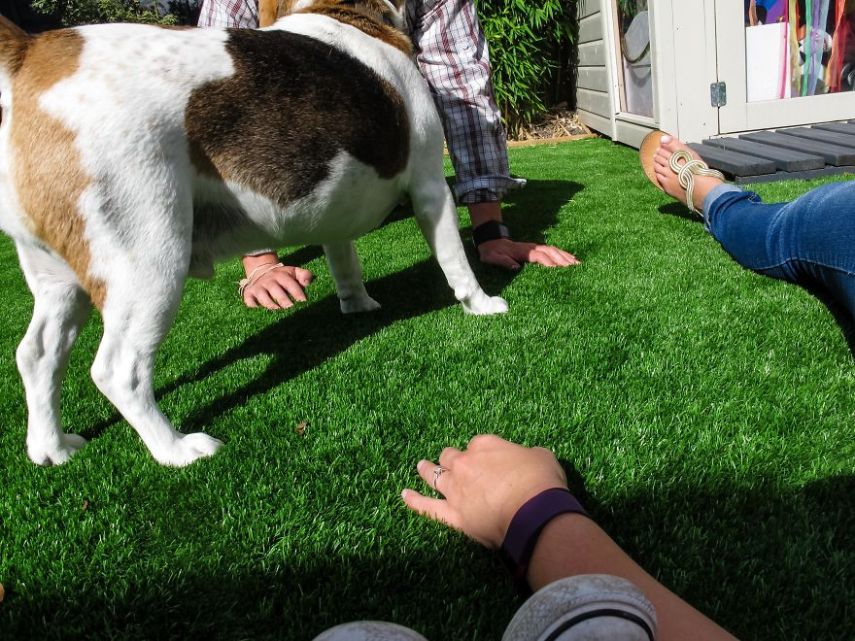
[0,138,852,640]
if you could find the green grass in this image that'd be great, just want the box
[0,139,853,640]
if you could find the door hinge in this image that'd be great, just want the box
[711,82,727,108]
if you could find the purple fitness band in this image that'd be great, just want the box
[501,487,588,590]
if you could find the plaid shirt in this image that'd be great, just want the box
[197,0,522,204]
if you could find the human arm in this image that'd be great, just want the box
[408,1,578,269]
[402,435,739,641]
[469,202,580,269]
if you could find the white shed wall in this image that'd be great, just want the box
[576,0,615,138]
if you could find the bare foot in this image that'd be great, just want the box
[652,136,726,212]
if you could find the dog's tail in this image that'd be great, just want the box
[0,16,29,78]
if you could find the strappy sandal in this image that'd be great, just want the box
[640,130,725,215]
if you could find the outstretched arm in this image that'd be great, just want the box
[402,435,739,641]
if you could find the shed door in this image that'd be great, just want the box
[715,0,855,134]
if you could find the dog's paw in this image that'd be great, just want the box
[461,292,509,316]
[340,295,381,314]
[28,432,88,466]
[154,432,223,467]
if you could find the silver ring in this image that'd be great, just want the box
[433,465,448,490]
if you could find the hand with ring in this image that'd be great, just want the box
[402,434,568,548]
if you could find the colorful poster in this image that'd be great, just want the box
[745,0,855,99]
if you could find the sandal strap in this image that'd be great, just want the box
[669,150,725,215]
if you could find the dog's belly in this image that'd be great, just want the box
[192,150,405,263]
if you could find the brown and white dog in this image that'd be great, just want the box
[0,0,507,467]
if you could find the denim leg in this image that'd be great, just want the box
[702,185,791,277]
[703,180,855,320]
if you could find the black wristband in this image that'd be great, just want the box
[500,488,588,591]
[472,220,511,248]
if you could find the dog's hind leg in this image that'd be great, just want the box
[15,243,92,465]
[324,241,381,314]
[89,253,223,467]
[411,183,508,316]
[83,179,223,467]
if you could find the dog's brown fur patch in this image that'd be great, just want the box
[0,16,28,75]
[186,29,409,208]
[260,0,411,54]
[301,1,411,55]
[10,29,107,308]
[259,0,297,27]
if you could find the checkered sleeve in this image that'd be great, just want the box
[409,0,524,204]
[197,0,259,28]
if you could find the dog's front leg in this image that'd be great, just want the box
[412,184,508,316]
[15,243,92,465]
[323,241,381,314]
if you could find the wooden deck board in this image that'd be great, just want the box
[778,127,855,148]
[739,131,855,166]
[697,121,855,183]
[810,122,855,136]
[701,138,824,172]
[687,143,776,176]
[732,166,855,184]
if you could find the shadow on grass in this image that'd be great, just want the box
[2,475,851,641]
[81,179,583,438]
[658,202,699,222]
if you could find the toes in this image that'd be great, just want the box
[487,296,509,314]
[340,295,381,314]
[462,293,508,316]
[182,432,223,458]
[154,432,223,467]
[27,433,88,466]
[65,433,88,450]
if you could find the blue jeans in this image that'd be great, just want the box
[704,181,855,326]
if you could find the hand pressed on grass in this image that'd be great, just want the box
[241,253,314,310]
[401,434,568,548]
[478,237,580,270]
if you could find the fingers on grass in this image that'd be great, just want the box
[293,267,314,287]
[468,433,501,449]
[416,459,436,486]
[496,254,523,270]
[438,447,462,468]
[254,289,283,310]
[416,458,452,495]
[551,247,581,265]
[401,489,459,529]
[279,277,308,303]
[266,284,296,309]
[480,248,522,270]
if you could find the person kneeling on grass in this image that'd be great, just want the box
[640,131,855,347]
[314,435,738,641]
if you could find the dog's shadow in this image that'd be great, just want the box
[85,179,583,436]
